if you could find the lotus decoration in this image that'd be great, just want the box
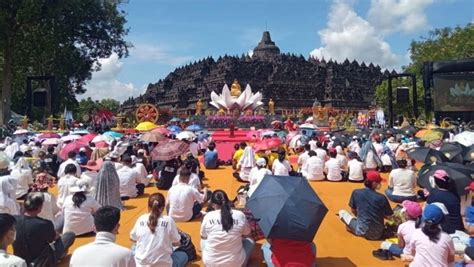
[209,84,263,111]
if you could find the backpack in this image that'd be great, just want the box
[175,229,197,261]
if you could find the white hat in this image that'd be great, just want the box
[256,158,267,167]
[0,152,10,169]
[70,180,90,193]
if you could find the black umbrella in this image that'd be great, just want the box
[418,164,473,195]
[463,145,474,162]
[440,142,465,163]
[246,175,328,242]
[401,126,418,136]
[407,147,448,164]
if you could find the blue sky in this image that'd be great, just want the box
[82,0,474,101]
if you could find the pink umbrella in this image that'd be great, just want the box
[38,132,61,139]
[150,139,189,161]
[252,138,282,152]
[246,130,261,140]
[59,141,88,160]
[94,141,109,148]
[78,133,98,144]
[152,127,171,135]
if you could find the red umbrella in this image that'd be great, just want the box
[150,139,189,161]
[59,141,88,160]
[38,132,61,139]
[95,141,109,148]
[152,127,171,135]
[78,133,98,144]
[253,138,282,152]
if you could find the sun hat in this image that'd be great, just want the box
[0,152,10,170]
[366,171,382,183]
[433,169,448,181]
[69,179,90,193]
[256,158,266,167]
[402,200,422,219]
[32,173,55,191]
[422,204,445,224]
[81,158,103,171]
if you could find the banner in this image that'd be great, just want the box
[432,74,474,112]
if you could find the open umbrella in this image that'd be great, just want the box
[305,117,314,123]
[150,139,189,161]
[453,131,474,147]
[185,124,203,132]
[59,141,86,160]
[38,132,60,139]
[78,133,98,144]
[420,130,444,142]
[246,175,328,242]
[151,127,170,135]
[167,125,182,134]
[260,130,276,137]
[61,135,81,142]
[140,132,166,143]
[103,131,123,139]
[406,147,448,164]
[169,117,181,123]
[176,131,196,141]
[253,138,282,152]
[91,135,114,143]
[13,129,29,135]
[42,138,60,145]
[299,123,317,129]
[440,142,465,163]
[135,121,158,132]
[417,164,474,195]
[71,129,90,135]
[463,145,474,162]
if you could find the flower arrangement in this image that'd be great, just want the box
[237,115,266,124]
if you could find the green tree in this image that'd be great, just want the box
[0,0,130,124]
[99,99,120,112]
[375,23,474,120]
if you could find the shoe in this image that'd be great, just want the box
[372,249,394,260]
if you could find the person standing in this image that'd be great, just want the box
[0,214,27,267]
[70,206,135,267]
[130,193,188,267]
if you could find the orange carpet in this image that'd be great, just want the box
[27,161,405,266]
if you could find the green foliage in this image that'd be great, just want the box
[75,97,120,122]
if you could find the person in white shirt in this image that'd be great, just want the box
[130,193,188,267]
[386,137,400,153]
[62,180,101,236]
[272,149,292,176]
[201,190,254,267]
[248,158,272,197]
[189,139,200,158]
[172,171,201,191]
[236,146,256,182]
[0,174,19,215]
[57,164,79,208]
[57,151,81,178]
[324,148,342,182]
[32,172,61,229]
[0,213,27,267]
[10,157,33,200]
[336,146,348,175]
[70,206,135,267]
[297,145,311,173]
[373,135,384,159]
[167,167,207,222]
[309,138,318,152]
[315,141,328,163]
[347,152,364,182]
[385,159,417,203]
[80,159,103,195]
[348,136,361,156]
[117,155,144,199]
[302,150,325,181]
[131,155,150,186]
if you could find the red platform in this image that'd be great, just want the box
[211,129,252,161]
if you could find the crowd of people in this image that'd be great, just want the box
[0,122,472,266]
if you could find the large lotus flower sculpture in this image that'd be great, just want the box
[210,84,263,111]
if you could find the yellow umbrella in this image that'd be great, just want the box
[135,121,158,132]
[421,130,444,142]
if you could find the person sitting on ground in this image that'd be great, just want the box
[70,206,135,266]
[171,160,201,191]
[31,171,60,229]
[297,144,311,173]
[130,193,188,267]
[261,237,316,267]
[117,154,144,199]
[315,142,327,163]
[57,151,81,178]
[44,146,60,179]
[11,157,33,200]
[272,149,291,176]
[309,136,318,151]
[94,161,123,210]
[57,164,80,208]
[235,146,256,182]
[348,136,361,156]
[324,147,343,182]
[201,190,255,266]
[347,152,364,182]
[62,180,101,236]
[248,158,272,197]
[336,146,348,178]
[131,155,150,187]
[167,167,207,222]
[232,142,246,170]
[426,169,464,234]
[385,159,417,203]
[156,158,180,190]
[360,135,382,171]
[13,192,75,265]
[380,200,422,258]
[302,150,325,181]
[408,204,455,266]
[380,146,397,173]
[80,159,102,196]
[338,171,393,240]
[0,213,27,266]
[204,142,219,169]
[0,155,19,215]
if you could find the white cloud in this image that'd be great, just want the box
[310,1,400,69]
[367,0,433,33]
[131,43,193,66]
[80,53,145,102]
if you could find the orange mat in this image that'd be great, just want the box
[18,162,406,266]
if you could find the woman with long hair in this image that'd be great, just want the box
[408,204,455,266]
[200,190,255,266]
[94,161,123,210]
[130,193,188,267]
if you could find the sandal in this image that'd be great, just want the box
[372,249,394,260]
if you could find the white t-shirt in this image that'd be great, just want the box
[57,158,81,178]
[57,174,79,208]
[297,151,310,170]
[309,140,317,151]
[130,214,181,267]
[373,142,384,157]
[272,160,291,176]
[200,209,251,267]
[381,154,392,166]
[409,228,455,267]
[189,142,199,158]
[315,148,327,162]
[171,173,201,190]
[38,192,60,225]
[81,171,98,195]
[117,166,140,198]
[62,194,101,235]
[347,159,364,181]
[336,154,348,171]
[389,168,416,196]
[133,163,149,186]
[325,158,342,181]
[0,250,26,267]
[167,183,204,222]
[364,150,378,169]
[11,168,33,198]
[248,167,272,197]
[302,156,325,181]
[348,141,361,155]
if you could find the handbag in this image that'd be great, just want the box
[17,216,57,267]
[175,229,197,261]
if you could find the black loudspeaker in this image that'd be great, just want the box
[397,87,409,104]
[32,88,47,107]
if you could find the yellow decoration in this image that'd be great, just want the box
[21,116,28,129]
[195,99,203,115]
[230,79,242,97]
[268,98,275,115]
[47,116,54,131]
[59,115,65,131]
[135,121,158,132]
